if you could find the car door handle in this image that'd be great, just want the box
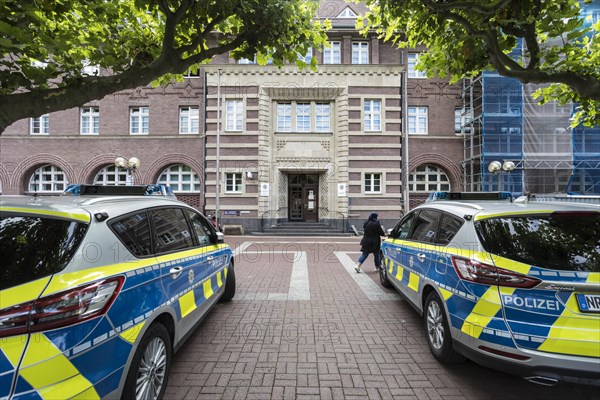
[417,253,427,263]
[207,256,214,261]
[169,267,183,279]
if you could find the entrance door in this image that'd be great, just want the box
[288,174,319,222]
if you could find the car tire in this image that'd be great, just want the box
[379,260,393,288]
[122,322,172,400]
[219,262,235,302]
[424,291,465,364]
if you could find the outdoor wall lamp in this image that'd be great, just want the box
[115,156,140,186]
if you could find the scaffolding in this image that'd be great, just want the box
[461,2,600,195]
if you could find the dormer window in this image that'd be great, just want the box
[337,7,357,18]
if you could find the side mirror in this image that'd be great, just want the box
[216,231,225,243]
[386,228,393,237]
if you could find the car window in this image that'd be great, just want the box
[186,210,214,246]
[110,211,152,258]
[475,212,600,272]
[437,213,464,245]
[0,215,88,290]
[392,212,416,239]
[150,208,194,254]
[410,209,442,243]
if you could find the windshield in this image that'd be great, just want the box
[475,212,600,272]
[0,215,89,290]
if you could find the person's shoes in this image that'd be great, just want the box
[355,267,362,273]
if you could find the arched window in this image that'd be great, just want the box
[409,164,450,192]
[94,165,128,185]
[28,165,68,193]
[157,165,200,192]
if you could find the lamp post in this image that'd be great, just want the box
[487,160,516,191]
[115,157,141,186]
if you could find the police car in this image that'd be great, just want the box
[0,187,234,399]
[380,192,600,386]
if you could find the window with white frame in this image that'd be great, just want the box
[454,108,462,134]
[408,106,428,135]
[157,165,200,192]
[337,7,358,18]
[94,165,128,185]
[276,102,332,133]
[352,42,369,64]
[225,172,243,193]
[315,103,331,132]
[298,48,313,64]
[180,106,199,134]
[408,53,426,78]
[226,100,243,131]
[409,165,450,192]
[80,107,100,135]
[323,41,341,64]
[364,173,382,193]
[30,114,49,135]
[277,102,292,132]
[82,60,99,76]
[296,103,311,132]
[28,165,67,193]
[130,107,149,135]
[364,100,381,131]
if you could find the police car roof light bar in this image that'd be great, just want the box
[426,191,513,203]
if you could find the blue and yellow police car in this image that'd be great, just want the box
[0,187,234,399]
[380,192,599,386]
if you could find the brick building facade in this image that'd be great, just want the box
[0,1,464,232]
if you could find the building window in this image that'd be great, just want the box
[130,107,149,135]
[298,48,313,64]
[81,107,100,135]
[337,7,358,18]
[408,107,428,135]
[28,165,67,193]
[409,165,450,192]
[82,61,99,76]
[277,102,292,132]
[226,100,243,131]
[315,103,331,132]
[364,100,381,131]
[454,108,462,134]
[352,42,369,64]
[296,103,311,132]
[94,165,128,185]
[408,53,426,78]
[180,106,199,134]
[30,114,49,135]
[157,164,200,192]
[225,173,243,193]
[365,173,382,193]
[323,41,341,64]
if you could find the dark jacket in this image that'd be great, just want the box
[360,218,385,253]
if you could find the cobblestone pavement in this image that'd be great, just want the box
[165,237,600,400]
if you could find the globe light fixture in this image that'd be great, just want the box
[488,161,502,174]
[114,157,141,186]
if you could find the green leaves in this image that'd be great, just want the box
[363,0,600,127]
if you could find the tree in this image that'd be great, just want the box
[360,0,600,126]
[0,0,329,134]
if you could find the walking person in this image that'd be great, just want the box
[355,212,386,273]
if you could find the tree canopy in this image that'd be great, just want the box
[0,0,329,134]
[360,0,600,127]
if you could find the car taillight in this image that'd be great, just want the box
[0,276,124,338]
[451,257,540,288]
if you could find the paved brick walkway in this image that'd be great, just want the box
[165,237,600,400]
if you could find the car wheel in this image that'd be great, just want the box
[122,322,172,400]
[379,260,392,288]
[424,291,465,364]
[219,262,235,302]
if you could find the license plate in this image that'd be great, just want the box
[576,294,600,313]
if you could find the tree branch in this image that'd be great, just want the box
[419,0,513,16]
